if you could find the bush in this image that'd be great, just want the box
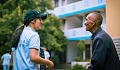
[73,64,85,70]
[74,57,90,62]
[74,57,81,62]
[80,59,90,62]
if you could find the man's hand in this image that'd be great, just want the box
[47,60,54,69]
[86,65,90,70]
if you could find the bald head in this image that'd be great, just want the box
[88,12,103,26]
[84,12,103,34]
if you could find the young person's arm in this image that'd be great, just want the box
[1,58,3,61]
[11,51,13,61]
[1,55,4,61]
[10,51,13,65]
[29,49,54,68]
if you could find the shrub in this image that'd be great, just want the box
[80,59,90,62]
[74,57,81,62]
[74,57,90,62]
[73,64,85,70]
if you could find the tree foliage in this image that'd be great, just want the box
[38,0,54,13]
[0,0,67,55]
[77,41,85,59]
[38,15,67,52]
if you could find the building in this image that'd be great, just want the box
[49,0,120,63]
[50,0,106,63]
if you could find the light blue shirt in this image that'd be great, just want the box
[12,27,40,70]
[44,51,50,60]
[1,53,11,65]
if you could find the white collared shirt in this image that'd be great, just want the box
[12,27,40,70]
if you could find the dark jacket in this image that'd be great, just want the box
[88,28,120,70]
[39,47,46,70]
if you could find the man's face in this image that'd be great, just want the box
[84,13,95,31]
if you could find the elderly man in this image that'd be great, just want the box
[84,12,120,70]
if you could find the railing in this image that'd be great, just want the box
[53,0,106,18]
[64,24,106,41]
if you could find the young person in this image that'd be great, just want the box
[1,50,12,70]
[42,46,50,60]
[11,10,54,70]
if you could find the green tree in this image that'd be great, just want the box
[38,15,67,52]
[0,0,67,55]
[0,0,43,54]
[77,41,85,59]
[38,0,54,13]
[0,6,23,54]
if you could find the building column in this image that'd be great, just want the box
[59,0,62,6]
[106,0,120,59]
[106,0,120,38]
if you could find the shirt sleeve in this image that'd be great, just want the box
[12,48,16,51]
[47,51,50,57]
[29,34,40,50]
[9,54,11,59]
[1,55,4,59]
[88,38,108,70]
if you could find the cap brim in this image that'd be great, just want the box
[37,14,47,20]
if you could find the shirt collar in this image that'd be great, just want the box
[91,27,102,40]
[25,27,35,32]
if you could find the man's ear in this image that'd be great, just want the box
[92,20,96,26]
[93,22,95,26]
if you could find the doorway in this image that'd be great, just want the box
[85,44,90,59]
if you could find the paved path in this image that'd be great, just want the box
[53,63,71,70]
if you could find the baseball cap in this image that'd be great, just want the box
[6,50,10,53]
[24,10,47,20]
[42,45,46,48]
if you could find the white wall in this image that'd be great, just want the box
[101,11,106,25]
[66,16,82,29]
[66,41,79,63]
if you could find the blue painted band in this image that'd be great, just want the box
[58,4,106,18]
[67,36,91,41]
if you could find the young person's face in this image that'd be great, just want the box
[42,47,46,51]
[34,18,43,30]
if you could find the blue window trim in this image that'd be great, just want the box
[58,4,106,18]
[67,36,91,41]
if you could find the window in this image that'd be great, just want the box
[55,0,59,7]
